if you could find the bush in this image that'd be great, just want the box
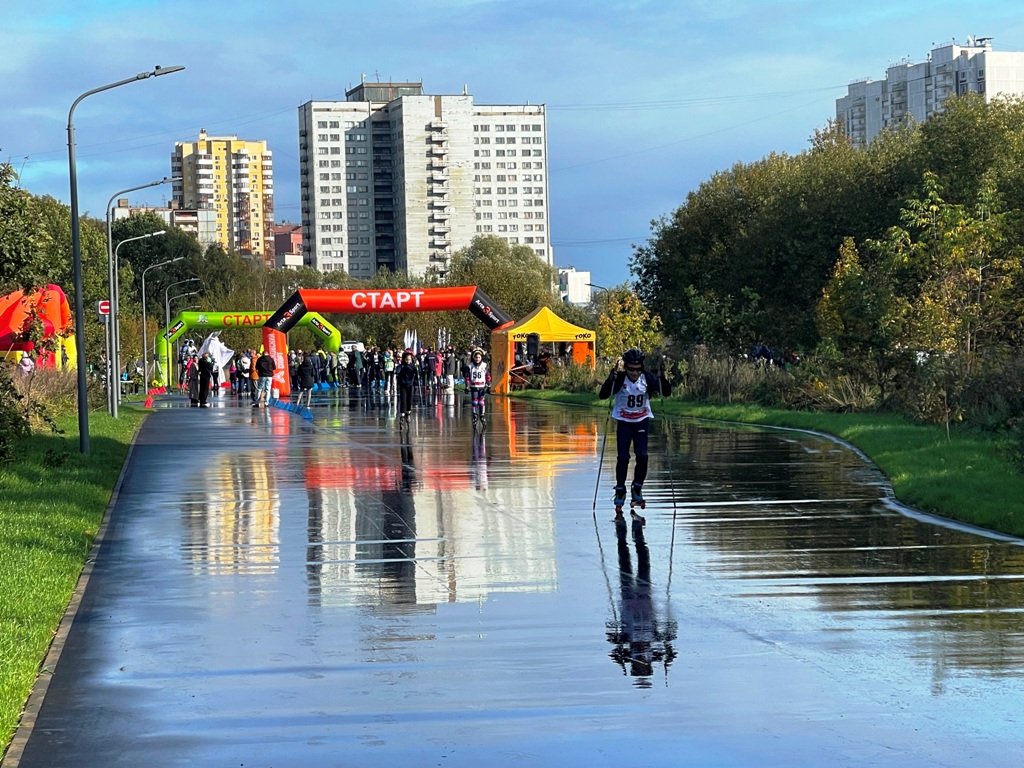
[534,361,608,394]
[0,370,30,462]
[677,351,879,412]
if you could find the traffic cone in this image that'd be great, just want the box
[144,395,154,408]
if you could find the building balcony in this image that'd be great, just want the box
[429,199,451,209]
[431,237,451,247]
[428,145,448,156]
[428,134,448,145]
[429,120,448,130]
[430,211,450,221]
[431,224,451,234]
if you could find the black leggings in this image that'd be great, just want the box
[615,418,650,488]
[399,385,413,414]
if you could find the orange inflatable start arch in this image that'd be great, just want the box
[262,287,513,397]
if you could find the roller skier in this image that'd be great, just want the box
[598,348,671,524]
[467,349,490,429]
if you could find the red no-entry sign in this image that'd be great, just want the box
[96,300,111,316]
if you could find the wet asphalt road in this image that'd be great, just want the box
[7,389,1024,767]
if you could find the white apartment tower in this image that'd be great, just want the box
[298,81,551,277]
[837,37,1024,148]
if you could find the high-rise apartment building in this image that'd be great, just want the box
[172,130,275,264]
[558,266,592,306]
[111,199,219,249]
[837,37,1024,147]
[298,80,551,277]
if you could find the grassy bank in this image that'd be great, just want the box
[0,408,146,749]
[515,390,1024,539]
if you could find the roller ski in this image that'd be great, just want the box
[629,484,647,526]
[613,486,628,526]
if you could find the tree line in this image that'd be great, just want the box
[0,161,594,398]
[631,94,1024,429]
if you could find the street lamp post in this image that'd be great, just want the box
[140,256,182,398]
[67,64,185,453]
[106,178,179,412]
[164,279,200,385]
[106,230,168,416]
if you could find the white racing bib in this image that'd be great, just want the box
[611,374,654,422]
[468,362,488,388]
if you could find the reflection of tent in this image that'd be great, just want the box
[490,306,595,395]
[0,284,76,368]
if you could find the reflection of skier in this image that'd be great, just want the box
[606,524,677,687]
[471,431,488,491]
[400,435,416,491]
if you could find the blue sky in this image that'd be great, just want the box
[2,0,1022,288]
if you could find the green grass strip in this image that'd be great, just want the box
[0,408,146,749]
[514,390,1024,539]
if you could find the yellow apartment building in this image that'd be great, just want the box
[172,130,275,264]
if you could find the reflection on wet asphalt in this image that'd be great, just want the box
[12,390,1024,767]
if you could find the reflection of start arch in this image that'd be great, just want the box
[156,310,342,386]
[263,287,513,396]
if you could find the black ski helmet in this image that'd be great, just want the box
[623,348,645,368]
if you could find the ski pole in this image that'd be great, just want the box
[592,413,610,510]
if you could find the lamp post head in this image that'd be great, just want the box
[152,65,186,77]
[151,230,167,236]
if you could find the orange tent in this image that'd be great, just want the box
[0,285,76,368]
[490,306,595,394]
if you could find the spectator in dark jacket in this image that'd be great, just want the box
[296,352,315,408]
[396,350,418,425]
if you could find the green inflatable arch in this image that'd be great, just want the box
[155,310,341,386]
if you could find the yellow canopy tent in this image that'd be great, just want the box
[490,306,596,394]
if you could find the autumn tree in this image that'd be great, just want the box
[815,238,910,405]
[443,236,559,350]
[596,286,663,361]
